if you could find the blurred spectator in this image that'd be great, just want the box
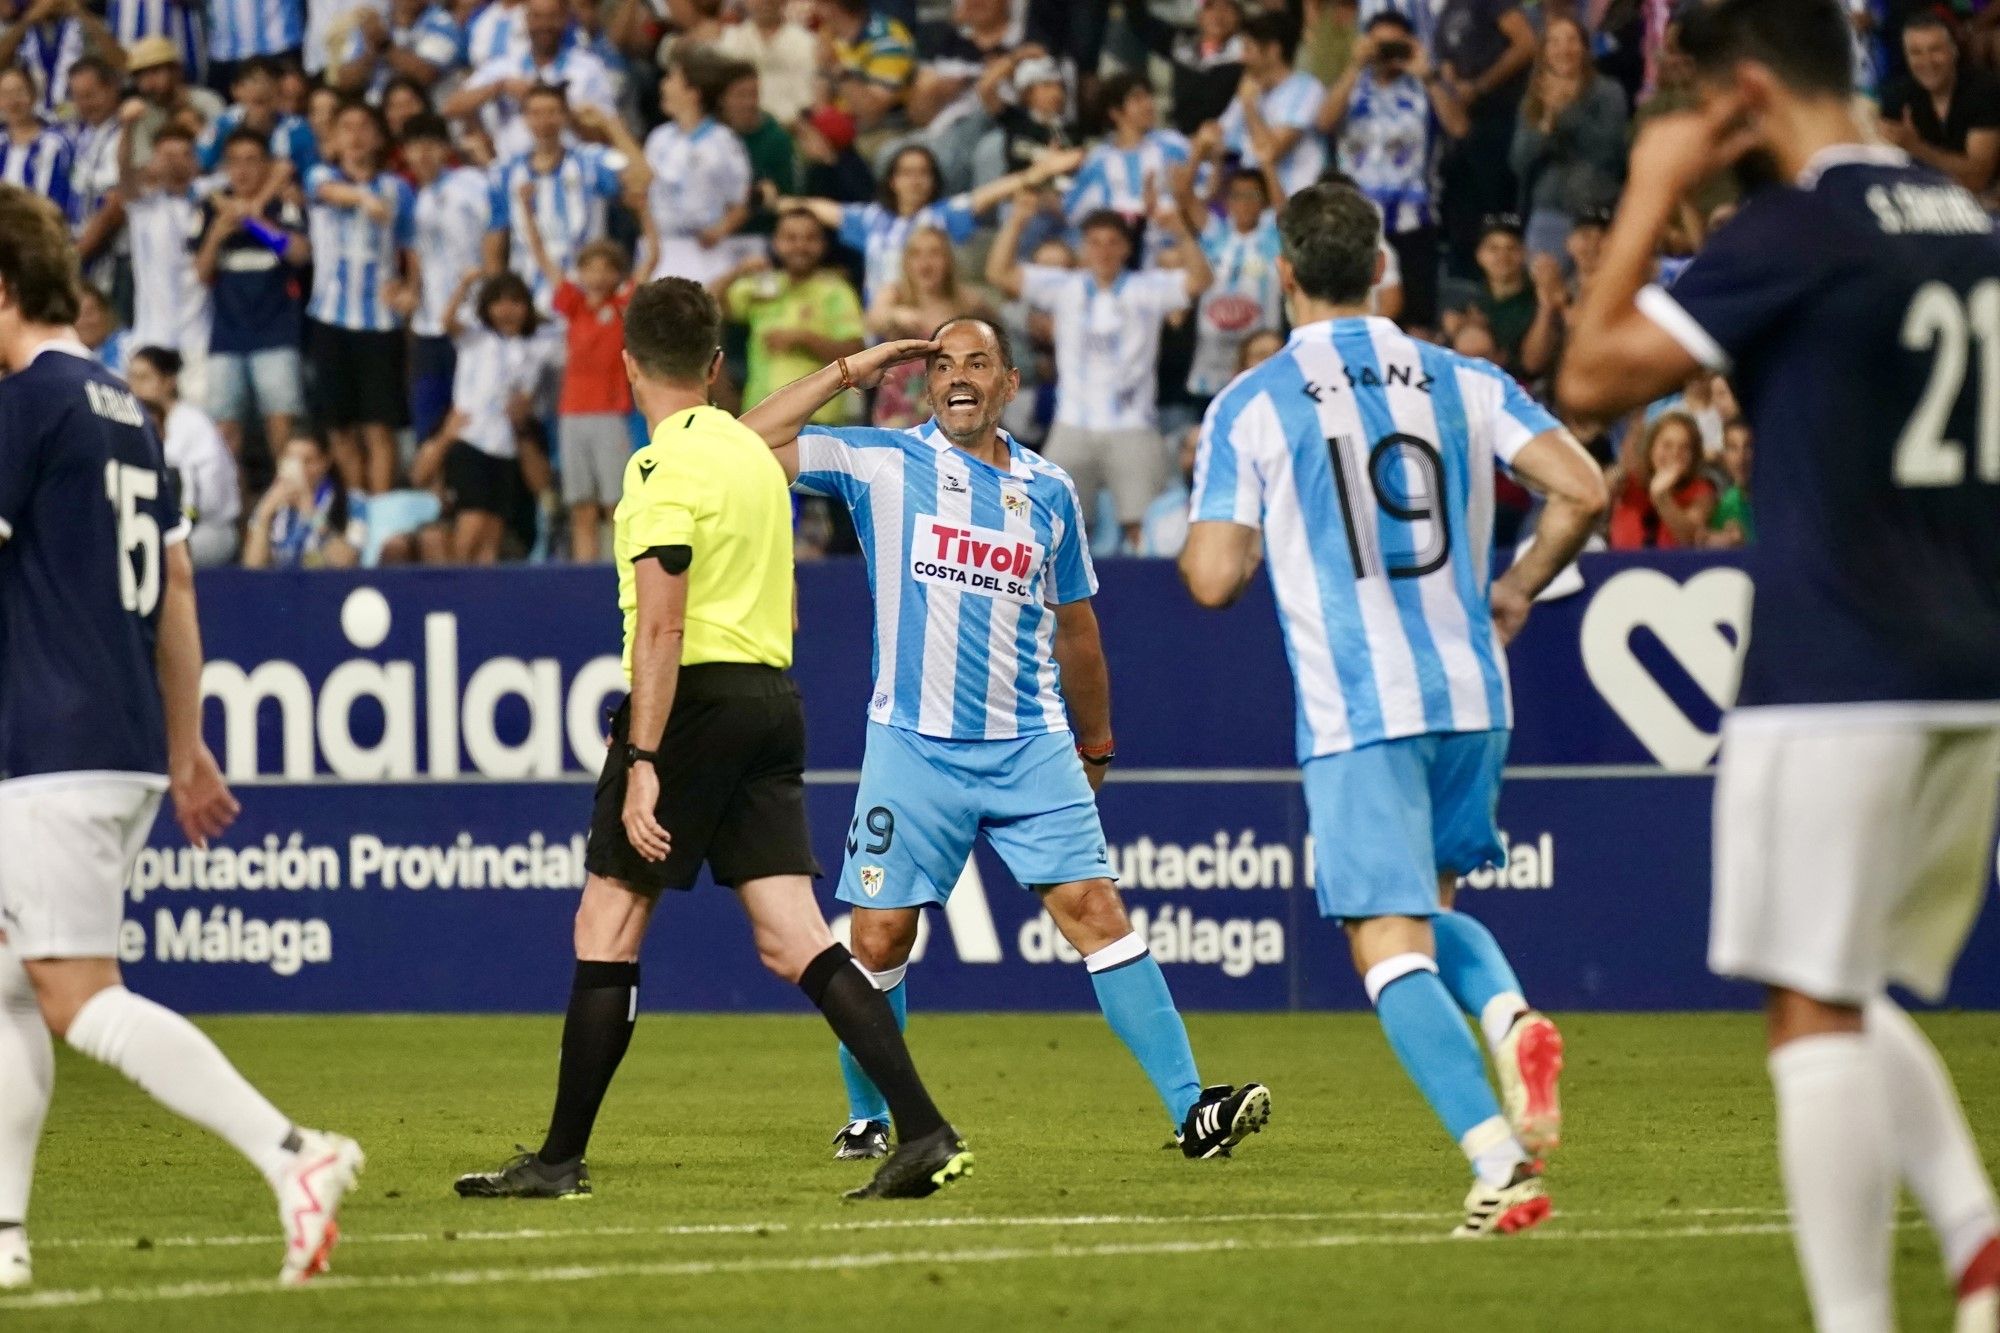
[721,63,796,236]
[717,208,864,422]
[304,99,418,495]
[1879,14,2000,196]
[403,112,494,443]
[76,280,131,374]
[118,111,209,400]
[988,202,1212,552]
[0,66,73,216]
[327,0,468,101]
[243,433,360,568]
[465,0,527,68]
[1645,370,1726,458]
[908,0,1046,137]
[865,222,990,428]
[1065,71,1190,248]
[1509,16,1627,261]
[196,58,317,175]
[1708,418,1753,549]
[109,0,206,87]
[1130,0,1247,136]
[1145,325,1284,558]
[1433,0,1534,275]
[194,128,309,465]
[447,0,617,161]
[0,0,120,118]
[645,51,752,284]
[1607,410,1715,550]
[715,0,818,125]
[1216,11,1326,199]
[128,344,242,568]
[781,141,1080,304]
[1179,160,1280,404]
[380,76,434,141]
[519,205,648,563]
[1297,0,1357,86]
[487,92,647,312]
[207,0,304,85]
[975,52,1076,184]
[1321,12,1468,329]
[417,270,556,563]
[1562,203,1608,304]
[1442,214,1555,380]
[122,34,223,164]
[814,0,915,134]
[61,56,125,291]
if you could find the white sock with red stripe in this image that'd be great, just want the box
[0,941,52,1224]
[65,986,295,1185]
[1867,997,2000,1284]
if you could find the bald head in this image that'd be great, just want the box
[925,319,1018,446]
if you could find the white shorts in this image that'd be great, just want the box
[1710,707,2000,1005]
[0,774,164,960]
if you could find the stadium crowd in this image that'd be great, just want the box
[1,0,1982,568]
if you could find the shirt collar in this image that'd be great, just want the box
[1796,142,1908,189]
[922,419,1032,479]
[1289,314,1398,343]
[25,334,92,365]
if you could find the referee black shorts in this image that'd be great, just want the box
[585,665,821,894]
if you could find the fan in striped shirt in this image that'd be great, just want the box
[0,0,120,119]
[0,69,73,220]
[207,0,302,71]
[108,0,206,85]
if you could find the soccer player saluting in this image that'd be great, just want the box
[1180,181,1607,1236]
[454,279,971,1202]
[741,320,1271,1164]
[0,183,361,1290]
[1561,1,2000,1325]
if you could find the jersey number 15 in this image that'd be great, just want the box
[105,460,162,617]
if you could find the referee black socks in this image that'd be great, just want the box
[800,945,945,1142]
[539,960,640,1166]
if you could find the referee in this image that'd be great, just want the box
[454,278,968,1202]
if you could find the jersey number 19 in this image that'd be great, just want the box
[105,460,162,617]
[1327,432,1452,579]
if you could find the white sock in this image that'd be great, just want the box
[1868,997,2000,1279]
[1460,1114,1528,1190]
[1479,993,1530,1053]
[65,987,295,1185]
[0,942,52,1224]
[1770,1033,1897,1333]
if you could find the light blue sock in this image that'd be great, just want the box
[1368,955,1506,1145]
[836,970,906,1127]
[1087,938,1202,1126]
[1432,911,1530,1050]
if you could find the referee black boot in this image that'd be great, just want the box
[843,1125,973,1200]
[454,1146,592,1199]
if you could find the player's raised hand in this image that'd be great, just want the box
[849,338,939,389]
[622,763,672,862]
[170,742,241,849]
[1626,90,1760,196]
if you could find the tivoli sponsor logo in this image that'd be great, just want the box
[909,520,1042,605]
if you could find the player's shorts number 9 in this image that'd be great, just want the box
[846,806,895,857]
[1327,432,1452,579]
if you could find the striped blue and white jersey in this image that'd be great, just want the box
[837,197,977,306]
[16,18,83,118]
[208,0,303,61]
[489,146,623,311]
[643,117,750,240]
[109,0,206,83]
[196,107,318,173]
[412,165,493,337]
[62,114,120,235]
[1219,71,1326,198]
[794,419,1099,741]
[304,164,416,331]
[465,0,529,67]
[0,124,74,218]
[1022,264,1193,431]
[1190,317,1559,761]
[1357,0,1440,48]
[463,45,617,161]
[1064,130,1192,222]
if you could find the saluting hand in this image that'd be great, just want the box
[621,762,672,862]
[848,338,939,389]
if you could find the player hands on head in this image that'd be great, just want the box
[1179,178,1609,1237]
[452,278,971,1205]
[0,183,362,1291]
[738,320,1274,1168]
[1561,1,2000,1328]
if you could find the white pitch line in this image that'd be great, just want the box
[0,1221,1861,1313]
[32,1206,1799,1253]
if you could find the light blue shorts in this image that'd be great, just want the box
[834,723,1113,910]
[1304,729,1509,922]
[207,345,304,422]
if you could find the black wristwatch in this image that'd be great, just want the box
[623,743,659,768]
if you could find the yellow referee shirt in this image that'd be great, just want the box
[613,405,794,678]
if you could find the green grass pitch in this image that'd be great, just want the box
[6,1011,1999,1331]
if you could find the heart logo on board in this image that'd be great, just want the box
[1579,567,1753,771]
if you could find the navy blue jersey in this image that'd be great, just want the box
[0,343,187,780]
[1642,146,2000,708]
